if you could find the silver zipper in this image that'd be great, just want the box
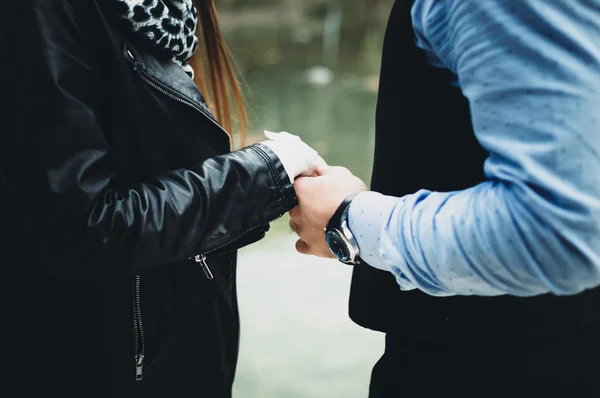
[195,254,214,280]
[133,275,145,381]
[189,212,284,281]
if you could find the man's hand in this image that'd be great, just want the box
[290,166,368,257]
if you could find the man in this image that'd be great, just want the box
[290,0,600,396]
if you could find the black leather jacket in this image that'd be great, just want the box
[0,2,296,397]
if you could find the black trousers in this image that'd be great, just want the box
[369,320,600,398]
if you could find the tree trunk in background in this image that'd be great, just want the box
[338,0,373,63]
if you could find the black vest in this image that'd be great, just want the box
[349,0,600,342]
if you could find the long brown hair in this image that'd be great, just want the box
[189,0,247,147]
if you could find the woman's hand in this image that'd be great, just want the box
[260,130,327,181]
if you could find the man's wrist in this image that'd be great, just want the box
[347,191,399,272]
[325,194,362,265]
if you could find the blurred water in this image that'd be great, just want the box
[222,7,389,397]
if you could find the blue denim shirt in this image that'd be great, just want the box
[349,0,600,296]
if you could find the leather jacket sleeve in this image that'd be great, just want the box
[0,1,297,282]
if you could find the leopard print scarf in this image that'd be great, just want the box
[111,0,199,78]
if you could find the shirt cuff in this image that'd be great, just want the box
[347,191,401,272]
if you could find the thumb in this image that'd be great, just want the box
[314,156,331,176]
[295,239,310,255]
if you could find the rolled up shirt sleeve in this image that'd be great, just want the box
[348,0,600,297]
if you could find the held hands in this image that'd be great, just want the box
[260,129,368,258]
[260,130,326,181]
[290,166,367,258]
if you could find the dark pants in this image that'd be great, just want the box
[369,320,600,397]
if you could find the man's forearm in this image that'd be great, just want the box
[348,184,600,297]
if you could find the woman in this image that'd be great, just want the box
[1,1,319,396]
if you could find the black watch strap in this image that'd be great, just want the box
[325,193,362,265]
[327,194,359,231]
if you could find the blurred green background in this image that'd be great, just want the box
[216,1,395,397]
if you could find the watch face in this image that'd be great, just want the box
[326,230,351,262]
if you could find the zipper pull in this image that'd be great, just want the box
[135,354,144,381]
[195,254,214,280]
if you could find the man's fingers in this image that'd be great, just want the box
[289,219,301,234]
[296,238,337,259]
[314,156,330,176]
[293,176,318,198]
[295,239,310,255]
[324,246,337,259]
[289,205,301,218]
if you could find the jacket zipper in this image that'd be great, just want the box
[133,275,145,381]
[125,48,284,381]
[193,212,285,277]
[125,50,231,150]
[194,214,283,262]
[194,254,214,280]
[129,59,287,277]
[126,48,284,268]
[130,215,280,381]
[126,49,231,381]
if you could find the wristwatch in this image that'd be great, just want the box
[325,194,361,265]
